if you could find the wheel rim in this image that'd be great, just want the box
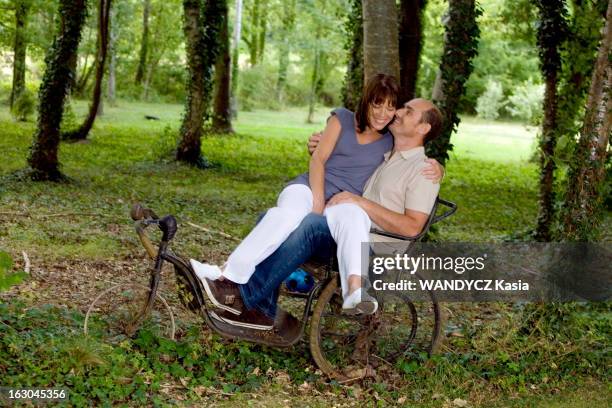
[84,282,175,342]
[309,278,442,381]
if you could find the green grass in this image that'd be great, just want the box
[0,101,608,406]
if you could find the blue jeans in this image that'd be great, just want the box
[238,213,336,318]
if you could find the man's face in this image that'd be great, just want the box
[389,99,431,138]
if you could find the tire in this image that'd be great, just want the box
[309,277,442,381]
[84,282,175,342]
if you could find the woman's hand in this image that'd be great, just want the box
[308,131,322,155]
[421,158,445,183]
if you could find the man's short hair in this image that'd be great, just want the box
[420,104,443,144]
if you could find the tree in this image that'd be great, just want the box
[275,0,296,104]
[107,1,117,106]
[135,0,150,85]
[428,0,482,165]
[243,0,267,65]
[398,0,426,103]
[176,0,223,166]
[10,0,31,110]
[62,0,112,141]
[27,0,88,181]
[533,0,569,241]
[341,0,363,111]
[230,0,242,116]
[362,0,400,80]
[211,0,232,133]
[561,0,611,241]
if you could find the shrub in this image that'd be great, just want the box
[476,79,505,120]
[0,251,27,292]
[506,79,544,125]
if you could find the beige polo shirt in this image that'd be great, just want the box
[363,146,439,235]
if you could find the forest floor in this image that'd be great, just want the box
[0,101,609,407]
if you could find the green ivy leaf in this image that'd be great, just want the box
[0,251,14,272]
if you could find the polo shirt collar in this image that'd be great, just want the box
[384,146,425,161]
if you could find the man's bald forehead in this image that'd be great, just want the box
[407,98,434,110]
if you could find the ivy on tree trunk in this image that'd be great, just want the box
[561,0,611,241]
[177,0,223,166]
[27,0,88,181]
[342,0,363,112]
[534,0,569,241]
[62,0,112,141]
[428,0,482,165]
[10,0,30,110]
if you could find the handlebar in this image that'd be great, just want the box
[131,204,177,259]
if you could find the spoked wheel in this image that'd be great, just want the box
[84,282,175,342]
[309,278,442,382]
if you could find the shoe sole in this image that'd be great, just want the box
[343,301,378,316]
[200,277,242,316]
[210,311,274,331]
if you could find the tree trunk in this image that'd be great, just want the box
[107,2,117,106]
[362,0,399,81]
[256,0,267,64]
[143,49,163,101]
[212,0,233,133]
[276,0,296,104]
[27,0,88,181]
[428,0,481,165]
[177,0,223,166]
[74,51,94,96]
[561,0,611,241]
[342,0,363,112]
[398,0,425,103]
[247,0,260,65]
[534,0,568,241]
[307,38,321,123]
[230,0,242,117]
[62,0,112,141]
[10,0,29,110]
[135,0,150,85]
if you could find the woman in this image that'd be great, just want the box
[190,74,442,316]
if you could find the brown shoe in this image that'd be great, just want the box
[201,278,244,315]
[210,308,274,330]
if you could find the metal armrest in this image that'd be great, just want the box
[369,197,457,242]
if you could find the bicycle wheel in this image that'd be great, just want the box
[309,277,442,381]
[84,282,175,342]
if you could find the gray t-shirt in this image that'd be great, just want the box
[289,108,393,200]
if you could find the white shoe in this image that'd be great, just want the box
[189,259,222,281]
[342,288,378,315]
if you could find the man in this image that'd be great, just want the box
[204,98,443,330]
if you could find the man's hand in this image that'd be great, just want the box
[326,191,362,208]
[421,158,445,183]
[308,131,323,155]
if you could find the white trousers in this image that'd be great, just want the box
[324,203,372,298]
[223,184,313,284]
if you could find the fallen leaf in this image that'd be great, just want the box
[453,398,468,407]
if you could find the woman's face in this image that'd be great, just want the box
[367,99,396,131]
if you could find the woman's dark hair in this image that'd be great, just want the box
[355,74,399,133]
